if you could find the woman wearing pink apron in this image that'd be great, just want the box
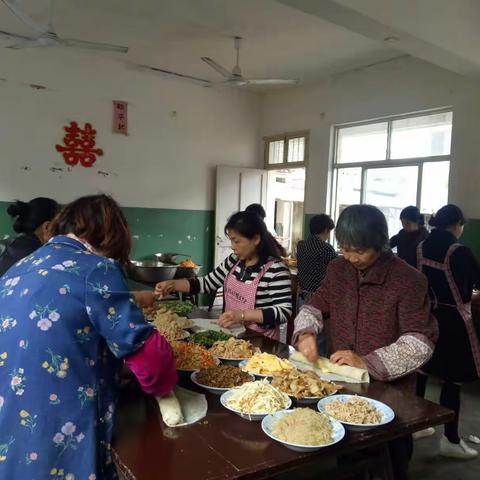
[416,205,480,460]
[155,211,292,340]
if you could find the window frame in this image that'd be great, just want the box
[330,108,452,219]
[263,130,309,169]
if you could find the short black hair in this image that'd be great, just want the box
[400,206,424,226]
[429,204,466,229]
[309,214,335,235]
[245,203,266,220]
[336,205,390,252]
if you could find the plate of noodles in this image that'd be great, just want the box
[262,408,345,452]
[220,380,291,421]
[317,394,394,431]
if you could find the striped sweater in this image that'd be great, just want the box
[190,254,292,328]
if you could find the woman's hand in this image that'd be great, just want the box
[133,290,156,308]
[155,281,176,297]
[298,333,319,363]
[217,310,244,329]
[330,350,367,369]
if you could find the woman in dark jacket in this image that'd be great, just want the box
[390,206,428,267]
[416,204,480,459]
[294,205,437,480]
[0,198,59,276]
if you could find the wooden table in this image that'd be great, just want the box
[113,335,453,480]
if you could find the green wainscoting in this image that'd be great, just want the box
[304,213,480,259]
[0,202,214,270]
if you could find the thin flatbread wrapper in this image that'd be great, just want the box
[156,386,207,428]
[290,351,370,384]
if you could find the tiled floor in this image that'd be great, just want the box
[410,379,480,480]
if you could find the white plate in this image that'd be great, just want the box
[289,395,332,405]
[238,359,274,380]
[317,394,395,431]
[190,370,255,395]
[217,356,249,367]
[262,409,346,452]
[220,389,292,421]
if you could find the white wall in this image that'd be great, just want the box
[260,56,480,218]
[0,48,261,210]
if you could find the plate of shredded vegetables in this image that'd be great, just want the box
[220,379,291,421]
[191,365,254,395]
[160,301,195,316]
[317,394,394,431]
[172,341,219,371]
[188,330,233,348]
[262,408,345,452]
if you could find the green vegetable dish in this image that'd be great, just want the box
[160,301,194,315]
[188,330,233,348]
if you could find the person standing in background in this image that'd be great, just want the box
[416,204,480,459]
[0,198,59,277]
[297,214,337,303]
[390,206,428,267]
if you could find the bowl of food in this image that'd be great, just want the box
[239,352,295,379]
[209,338,260,366]
[190,365,255,395]
[317,394,395,431]
[220,379,291,421]
[128,260,178,283]
[171,341,219,372]
[188,330,233,348]
[174,259,202,279]
[261,408,345,452]
[271,369,341,405]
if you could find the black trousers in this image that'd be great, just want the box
[416,373,461,443]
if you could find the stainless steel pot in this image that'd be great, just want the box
[128,261,178,284]
[155,253,188,263]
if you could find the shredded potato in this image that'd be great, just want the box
[272,408,333,445]
[243,353,294,376]
[225,380,289,414]
[209,338,259,359]
[325,397,383,424]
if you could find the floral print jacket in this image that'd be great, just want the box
[0,236,155,479]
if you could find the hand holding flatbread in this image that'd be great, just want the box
[290,351,370,383]
[156,387,208,428]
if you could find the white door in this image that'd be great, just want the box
[214,166,267,267]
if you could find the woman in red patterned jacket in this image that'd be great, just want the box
[293,204,438,480]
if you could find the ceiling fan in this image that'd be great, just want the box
[0,0,128,53]
[136,36,298,89]
[201,36,298,87]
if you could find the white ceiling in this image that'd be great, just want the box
[0,0,400,87]
[279,0,480,78]
[0,0,479,89]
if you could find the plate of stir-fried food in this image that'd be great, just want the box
[209,338,260,365]
[271,369,341,404]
